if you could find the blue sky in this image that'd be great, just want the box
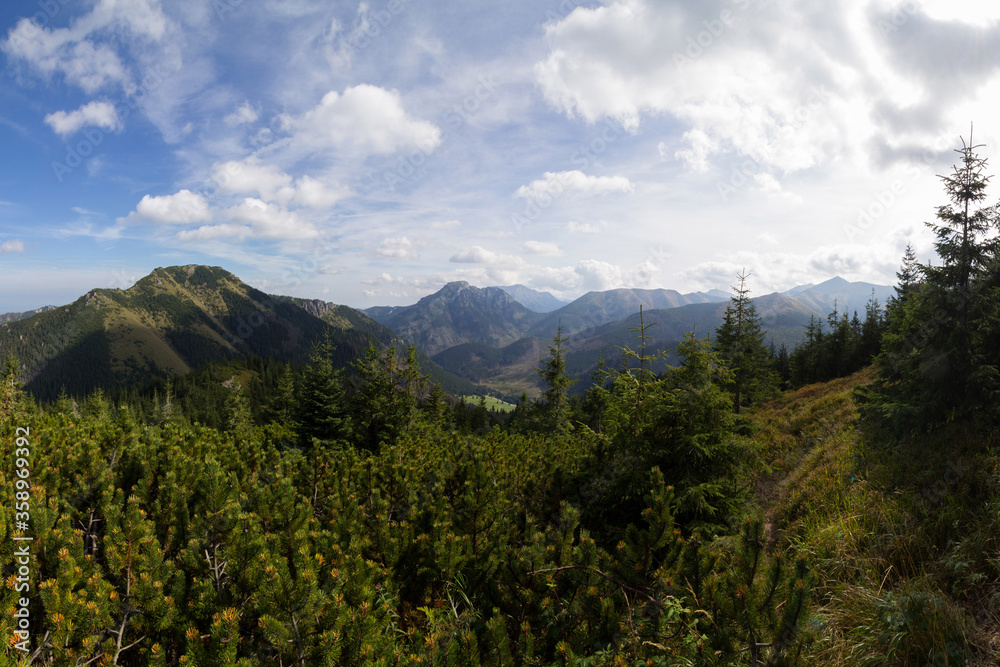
[2,0,1000,312]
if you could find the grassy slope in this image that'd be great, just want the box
[750,368,1000,665]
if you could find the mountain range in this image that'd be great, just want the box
[0,266,895,402]
[0,265,474,401]
[366,277,895,397]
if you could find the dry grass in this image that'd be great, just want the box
[746,367,1000,665]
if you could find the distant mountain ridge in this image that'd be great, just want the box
[494,284,568,313]
[0,305,57,324]
[368,276,895,397]
[364,281,543,355]
[0,265,474,400]
[787,277,894,317]
[526,287,730,340]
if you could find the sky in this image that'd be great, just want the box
[2,0,1000,312]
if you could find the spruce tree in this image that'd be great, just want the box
[351,342,423,449]
[537,322,573,435]
[863,131,1000,432]
[924,129,997,328]
[713,270,779,413]
[295,334,352,449]
[895,242,920,303]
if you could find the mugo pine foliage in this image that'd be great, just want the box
[2,315,817,662]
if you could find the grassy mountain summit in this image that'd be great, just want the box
[0,265,472,400]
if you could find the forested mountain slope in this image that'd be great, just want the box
[0,265,473,400]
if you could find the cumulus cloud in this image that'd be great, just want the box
[449,246,525,266]
[173,198,320,243]
[521,241,563,256]
[175,223,251,242]
[450,246,498,264]
[292,175,349,208]
[515,171,633,201]
[45,100,121,137]
[377,237,418,259]
[0,240,25,254]
[534,0,1000,181]
[575,259,625,292]
[292,84,442,156]
[118,190,211,225]
[212,158,348,209]
[1,0,167,94]
[678,242,903,295]
[224,101,259,127]
[213,158,294,202]
[222,198,319,240]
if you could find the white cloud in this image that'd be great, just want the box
[212,158,348,209]
[566,220,609,234]
[175,224,251,242]
[224,101,259,127]
[44,100,121,137]
[449,245,525,266]
[521,241,563,256]
[222,198,319,240]
[450,245,498,264]
[678,242,903,295]
[119,190,211,225]
[2,19,129,93]
[292,175,349,208]
[534,0,1000,184]
[213,158,294,202]
[0,240,25,255]
[89,0,168,41]
[377,236,418,260]
[1,0,167,96]
[292,84,442,156]
[515,171,633,201]
[575,259,624,292]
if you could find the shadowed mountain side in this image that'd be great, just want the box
[1,265,477,401]
[287,297,477,396]
[526,288,729,339]
[431,337,547,396]
[364,281,543,355]
[432,293,822,396]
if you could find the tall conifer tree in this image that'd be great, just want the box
[713,270,779,413]
[295,333,352,449]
